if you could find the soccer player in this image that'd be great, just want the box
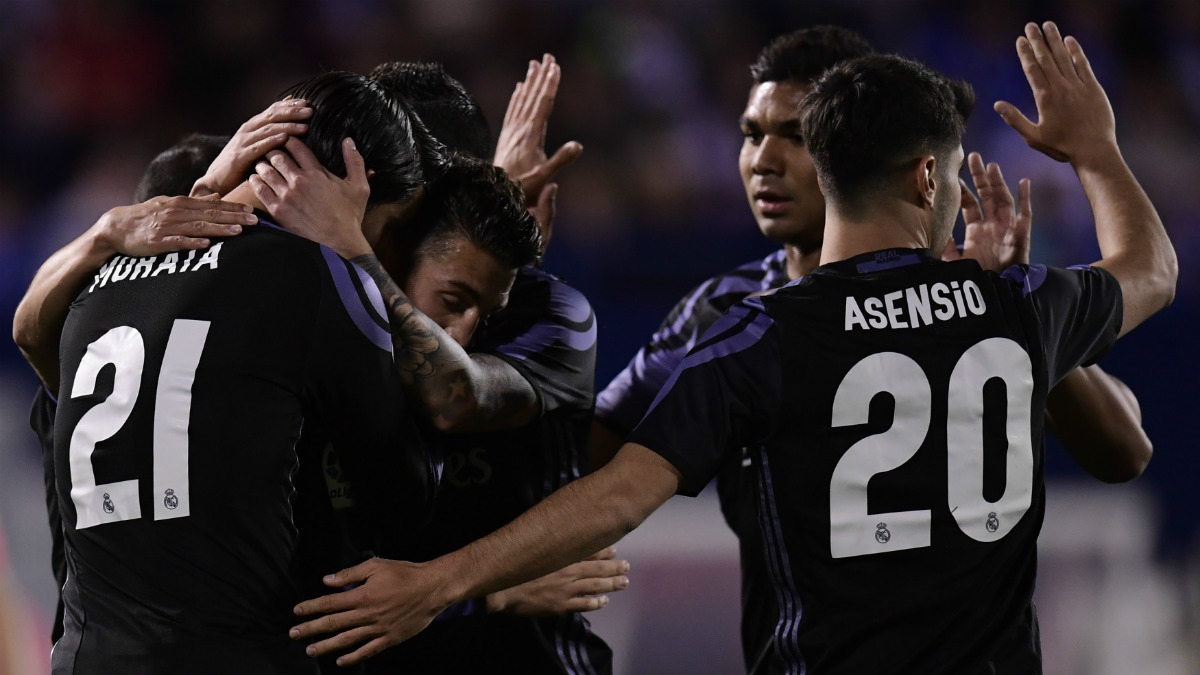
[592,26,1152,669]
[288,23,1176,673]
[264,59,616,674]
[43,71,440,674]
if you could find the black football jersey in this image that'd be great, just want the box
[50,222,434,675]
[595,249,789,669]
[629,248,1122,675]
[29,386,66,645]
[381,266,611,675]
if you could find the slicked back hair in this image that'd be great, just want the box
[134,133,230,202]
[394,155,541,276]
[279,71,437,206]
[800,54,975,210]
[750,25,875,85]
[369,61,493,160]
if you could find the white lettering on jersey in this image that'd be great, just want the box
[88,244,223,294]
[845,280,987,330]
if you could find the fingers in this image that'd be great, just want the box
[570,574,629,596]
[341,138,369,194]
[241,99,312,133]
[336,636,396,667]
[983,160,1015,209]
[1039,21,1075,80]
[544,141,584,177]
[573,558,630,580]
[303,623,376,658]
[1064,35,1096,84]
[323,559,377,588]
[1023,22,1062,84]
[289,606,364,642]
[282,136,322,172]
[557,595,611,614]
[993,100,1037,141]
[265,148,303,183]
[293,586,366,620]
[585,546,617,562]
[252,162,288,208]
[1016,177,1033,232]
[959,177,982,226]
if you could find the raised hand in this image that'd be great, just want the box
[485,546,629,617]
[249,136,372,259]
[96,195,256,257]
[993,22,1116,165]
[191,98,312,197]
[493,54,583,253]
[949,152,1032,272]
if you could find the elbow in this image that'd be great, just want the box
[427,400,480,434]
[1095,436,1154,484]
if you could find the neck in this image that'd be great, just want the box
[782,243,822,280]
[818,199,935,266]
[223,182,267,212]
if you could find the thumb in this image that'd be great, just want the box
[993,101,1037,140]
[342,137,369,191]
[545,141,583,175]
[323,558,375,588]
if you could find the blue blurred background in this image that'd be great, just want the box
[0,0,1196,672]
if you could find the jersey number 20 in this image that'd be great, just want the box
[829,337,1034,558]
[67,321,210,529]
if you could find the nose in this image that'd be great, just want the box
[752,135,786,176]
[447,315,480,349]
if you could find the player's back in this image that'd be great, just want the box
[753,249,1119,673]
[52,224,421,674]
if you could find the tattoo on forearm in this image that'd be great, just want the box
[351,254,445,386]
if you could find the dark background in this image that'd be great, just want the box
[0,0,1196,671]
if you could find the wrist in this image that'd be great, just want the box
[484,590,506,614]
[334,235,374,261]
[87,212,121,260]
[1069,141,1123,175]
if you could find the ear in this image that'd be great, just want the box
[915,155,938,209]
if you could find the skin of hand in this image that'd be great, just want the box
[484,546,629,617]
[290,442,679,666]
[249,136,373,260]
[12,196,255,390]
[941,152,1032,272]
[995,21,1175,337]
[191,98,312,198]
[493,53,583,252]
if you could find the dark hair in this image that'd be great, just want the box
[369,61,493,160]
[800,54,975,209]
[394,155,541,274]
[750,25,875,85]
[134,133,230,202]
[279,71,438,205]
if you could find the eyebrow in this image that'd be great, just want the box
[739,116,802,134]
[448,279,483,304]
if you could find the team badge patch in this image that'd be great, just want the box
[875,522,891,544]
[102,493,115,514]
[164,489,179,510]
[986,512,999,533]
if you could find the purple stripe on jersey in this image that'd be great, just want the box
[42,383,58,404]
[757,447,806,675]
[320,246,393,354]
[556,614,599,675]
[856,251,923,273]
[1000,263,1049,297]
[643,298,774,420]
[351,261,389,327]
[495,280,596,360]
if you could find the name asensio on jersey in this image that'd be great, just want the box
[87,243,224,294]
[845,279,986,331]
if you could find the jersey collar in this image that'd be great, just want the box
[813,248,942,277]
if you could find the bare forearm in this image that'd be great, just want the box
[1076,146,1177,336]
[13,227,114,390]
[350,254,537,431]
[1046,365,1151,483]
[435,443,677,607]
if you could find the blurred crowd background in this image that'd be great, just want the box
[0,0,1197,672]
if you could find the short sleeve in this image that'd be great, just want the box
[1001,263,1123,384]
[474,269,597,414]
[628,298,782,496]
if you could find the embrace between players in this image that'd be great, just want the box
[14,19,1173,675]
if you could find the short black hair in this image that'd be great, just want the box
[394,155,541,274]
[134,133,230,202]
[801,54,975,209]
[750,25,875,85]
[368,61,493,160]
[279,71,438,206]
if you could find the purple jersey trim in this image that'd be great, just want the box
[494,278,597,360]
[351,261,389,328]
[42,383,58,405]
[320,246,393,354]
[757,447,806,675]
[642,297,774,421]
[1000,263,1049,297]
[855,251,923,273]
